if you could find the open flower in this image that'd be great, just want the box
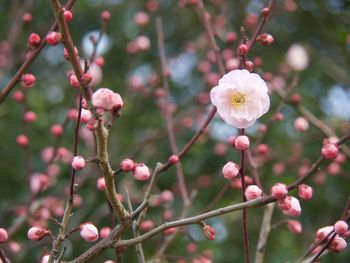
[210,69,270,128]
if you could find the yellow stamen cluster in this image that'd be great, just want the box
[230,92,246,107]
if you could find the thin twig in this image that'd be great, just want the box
[156,17,190,206]
[255,203,275,263]
[125,188,146,263]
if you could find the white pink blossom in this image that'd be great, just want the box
[286,44,309,71]
[210,69,270,128]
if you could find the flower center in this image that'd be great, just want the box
[230,92,246,107]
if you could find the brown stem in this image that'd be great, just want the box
[156,17,190,206]
[50,0,128,222]
[239,129,250,263]
[0,248,9,263]
[246,0,276,53]
[124,188,146,263]
[255,203,275,263]
[68,127,350,263]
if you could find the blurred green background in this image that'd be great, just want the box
[0,0,350,262]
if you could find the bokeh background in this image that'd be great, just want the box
[0,0,350,262]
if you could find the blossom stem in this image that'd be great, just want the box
[239,128,250,263]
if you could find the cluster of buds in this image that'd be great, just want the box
[120,159,151,181]
[312,221,349,254]
[271,183,299,215]
[321,137,339,160]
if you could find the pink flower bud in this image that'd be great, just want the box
[282,196,301,217]
[164,227,177,235]
[226,32,237,43]
[202,224,216,240]
[168,155,179,164]
[334,220,348,235]
[82,73,93,86]
[63,10,73,22]
[68,108,79,120]
[321,143,339,160]
[244,185,262,200]
[51,124,64,137]
[22,12,32,23]
[140,220,155,231]
[80,109,92,123]
[133,163,151,181]
[58,147,73,163]
[256,144,270,155]
[96,177,106,190]
[290,93,302,104]
[28,33,41,48]
[222,161,240,180]
[228,136,236,146]
[46,31,62,46]
[294,117,309,131]
[187,242,197,253]
[147,0,159,11]
[27,226,49,241]
[94,56,105,66]
[133,11,150,26]
[87,118,98,131]
[12,91,25,103]
[298,184,313,200]
[101,10,111,21]
[271,183,288,200]
[235,135,250,150]
[329,236,347,253]
[71,156,86,170]
[92,88,123,111]
[273,163,285,176]
[262,7,270,17]
[69,74,79,88]
[335,153,346,163]
[278,196,292,210]
[30,173,49,194]
[0,228,8,244]
[160,190,174,203]
[238,44,248,55]
[80,223,99,242]
[315,226,333,242]
[120,158,136,172]
[258,33,274,46]
[24,111,37,123]
[100,227,111,239]
[273,112,284,121]
[21,73,36,88]
[287,220,302,234]
[16,134,29,147]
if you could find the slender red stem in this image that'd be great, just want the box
[239,129,250,263]
[69,93,83,199]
